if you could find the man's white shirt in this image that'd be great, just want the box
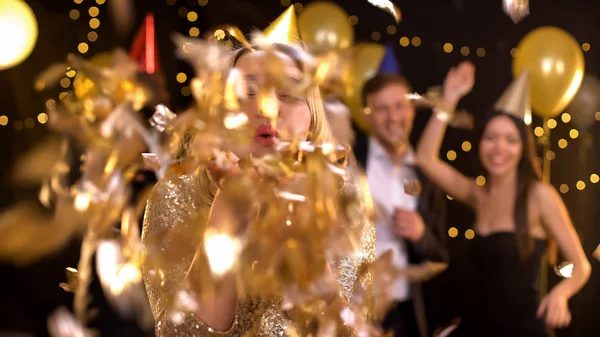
[366,138,418,302]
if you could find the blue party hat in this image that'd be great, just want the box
[377,43,401,75]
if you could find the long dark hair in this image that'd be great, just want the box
[474,110,542,258]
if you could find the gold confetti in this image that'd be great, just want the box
[368,0,402,23]
[21,18,395,337]
[59,267,79,293]
[503,0,530,24]
[403,179,422,196]
[47,307,93,337]
[594,244,600,261]
[554,261,574,278]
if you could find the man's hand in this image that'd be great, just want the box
[393,208,425,243]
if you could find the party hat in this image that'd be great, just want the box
[378,43,401,75]
[494,70,532,125]
[129,13,159,74]
[263,5,302,44]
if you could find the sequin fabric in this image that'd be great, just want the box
[330,222,376,304]
[141,173,376,336]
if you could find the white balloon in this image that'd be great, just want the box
[567,74,600,130]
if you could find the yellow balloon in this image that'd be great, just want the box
[88,52,116,68]
[0,0,38,70]
[344,88,369,133]
[341,43,385,133]
[513,26,584,118]
[74,52,115,100]
[298,1,354,55]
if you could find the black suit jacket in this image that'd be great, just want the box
[354,138,448,337]
[354,138,448,263]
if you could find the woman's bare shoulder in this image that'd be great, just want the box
[530,180,556,201]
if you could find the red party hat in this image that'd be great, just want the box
[129,13,159,74]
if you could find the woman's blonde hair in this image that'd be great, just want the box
[196,42,334,206]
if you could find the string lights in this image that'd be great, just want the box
[184,1,596,199]
[559,173,600,194]
[189,27,200,37]
[461,141,472,152]
[533,112,600,194]
[89,6,99,17]
[446,150,457,161]
[348,15,359,25]
[244,1,600,239]
[389,36,590,57]
[176,72,187,83]
[177,0,218,95]
[447,226,476,239]
[337,5,592,58]
[9,116,47,130]
[177,7,188,17]
[8,0,106,131]
[187,11,198,22]
[8,0,598,207]
[264,2,600,207]
[465,229,475,239]
[386,24,396,35]
[582,43,590,51]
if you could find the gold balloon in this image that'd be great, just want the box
[73,52,115,100]
[88,51,116,67]
[566,73,600,130]
[513,26,584,118]
[341,43,385,133]
[298,1,354,55]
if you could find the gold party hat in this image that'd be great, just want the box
[263,5,302,44]
[494,70,532,125]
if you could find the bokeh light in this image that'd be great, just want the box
[0,0,39,70]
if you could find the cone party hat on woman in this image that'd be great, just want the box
[263,5,302,44]
[494,70,532,125]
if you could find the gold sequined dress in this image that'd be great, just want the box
[141,172,376,337]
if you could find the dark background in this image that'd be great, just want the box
[0,0,599,336]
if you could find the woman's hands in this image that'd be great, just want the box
[537,287,571,329]
[207,151,243,181]
[442,61,476,109]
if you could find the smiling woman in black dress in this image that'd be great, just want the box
[416,62,591,337]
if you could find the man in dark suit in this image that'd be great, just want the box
[353,73,449,337]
